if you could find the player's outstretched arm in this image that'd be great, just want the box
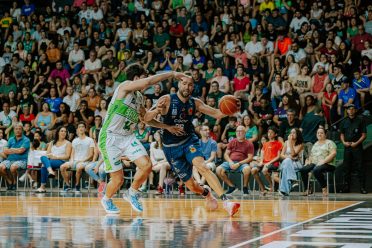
[121,72,188,93]
[194,98,227,119]
[144,119,185,136]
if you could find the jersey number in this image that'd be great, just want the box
[123,120,132,131]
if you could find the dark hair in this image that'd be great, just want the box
[292,128,303,146]
[154,130,163,149]
[77,121,87,128]
[126,64,146,81]
[52,126,67,145]
[268,126,278,138]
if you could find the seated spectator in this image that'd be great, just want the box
[142,131,171,194]
[0,122,30,190]
[207,81,225,102]
[278,128,304,196]
[32,74,50,107]
[92,98,107,121]
[311,64,329,100]
[193,125,217,186]
[85,130,106,194]
[89,115,102,139]
[300,127,337,196]
[254,97,274,135]
[74,100,94,127]
[63,86,81,113]
[242,114,258,145]
[35,126,72,193]
[0,75,17,99]
[293,64,311,106]
[68,42,85,77]
[299,94,316,120]
[17,87,35,115]
[34,102,55,141]
[278,108,301,142]
[0,101,17,130]
[321,82,338,126]
[211,67,230,94]
[46,41,61,65]
[217,116,237,162]
[44,87,63,114]
[0,129,8,162]
[60,122,94,192]
[270,73,283,111]
[216,125,254,195]
[82,50,102,85]
[135,122,150,151]
[48,61,70,87]
[84,88,101,112]
[352,69,371,109]
[255,126,283,192]
[232,65,250,101]
[19,104,35,125]
[337,80,360,117]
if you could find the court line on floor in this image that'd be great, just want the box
[228,201,364,248]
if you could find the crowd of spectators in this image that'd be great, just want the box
[0,0,371,195]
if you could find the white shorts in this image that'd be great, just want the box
[99,134,148,173]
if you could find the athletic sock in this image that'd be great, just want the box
[103,195,109,201]
[220,194,228,201]
[202,188,209,197]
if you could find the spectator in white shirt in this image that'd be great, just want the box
[68,42,85,77]
[63,86,80,113]
[290,10,309,33]
[60,122,94,192]
[82,50,101,85]
[0,102,17,129]
[245,32,263,59]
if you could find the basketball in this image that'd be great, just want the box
[219,95,238,116]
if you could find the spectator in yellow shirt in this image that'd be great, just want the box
[260,0,275,13]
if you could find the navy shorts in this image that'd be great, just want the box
[163,135,203,182]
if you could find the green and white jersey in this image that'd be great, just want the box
[101,83,144,136]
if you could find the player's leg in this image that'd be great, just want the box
[99,137,123,214]
[187,141,240,217]
[123,135,152,213]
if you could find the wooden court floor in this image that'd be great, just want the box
[0,193,366,247]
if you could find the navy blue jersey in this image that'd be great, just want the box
[161,93,196,146]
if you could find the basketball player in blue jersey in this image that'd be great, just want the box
[144,76,241,216]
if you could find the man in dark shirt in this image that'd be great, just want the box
[74,100,94,126]
[278,109,301,142]
[191,69,207,101]
[300,106,326,158]
[340,104,367,194]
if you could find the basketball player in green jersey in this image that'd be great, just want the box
[99,64,186,214]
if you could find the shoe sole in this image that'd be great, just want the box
[101,200,120,214]
[226,203,241,217]
[123,195,143,213]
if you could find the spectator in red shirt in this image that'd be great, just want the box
[19,104,35,125]
[169,19,184,38]
[351,25,372,52]
[254,126,283,192]
[216,125,254,195]
[232,65,250,100]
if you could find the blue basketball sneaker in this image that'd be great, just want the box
[123,188,143,212]
[101,197,120,214]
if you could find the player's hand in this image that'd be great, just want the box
[166,126,185,136]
